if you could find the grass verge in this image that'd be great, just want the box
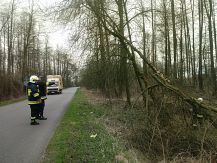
[42,89,122,163]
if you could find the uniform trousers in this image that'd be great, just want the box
[30,104,40,121]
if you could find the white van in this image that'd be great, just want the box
[47,75,63,94]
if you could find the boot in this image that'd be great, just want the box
[38,116,47,120]
[30,120,40,125]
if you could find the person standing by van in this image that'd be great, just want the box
[27,75,41,125]
[37,76,47,120]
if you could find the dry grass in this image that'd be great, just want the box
[82,87,217,162]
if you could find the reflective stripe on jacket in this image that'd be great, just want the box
[41,96,47,100]
[28,101,40,105]
[33,93,40,97]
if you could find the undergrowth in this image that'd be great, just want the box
[85,87,217,162]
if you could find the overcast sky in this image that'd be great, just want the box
[0,0,70,49]
[36,0,70,49]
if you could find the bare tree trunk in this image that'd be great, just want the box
[212,0,217,65]
[116,0,131,105]
[163,0,171,77]
[198,0,204,90]
[151,0,156,65]
[171,0,177,79]
[204,0,217,95]
[180,12,184,84]
[191,0,197,86]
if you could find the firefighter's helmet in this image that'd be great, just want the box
[29,75,39,83]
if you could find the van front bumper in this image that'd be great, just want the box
[47,87,59,93]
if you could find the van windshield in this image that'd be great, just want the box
[48,81,59,87]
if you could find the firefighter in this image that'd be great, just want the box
[27,75,41,125]
[37,76,47,120]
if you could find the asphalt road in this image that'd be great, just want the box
[0,87,77,163]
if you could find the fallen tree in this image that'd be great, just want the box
[84,0,217,126]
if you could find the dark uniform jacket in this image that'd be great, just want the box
[37,81,47,100]
[27,82,41,105]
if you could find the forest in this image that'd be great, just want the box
[0,0,77,100]
[2,0,217,161]
[74,0,217,161]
